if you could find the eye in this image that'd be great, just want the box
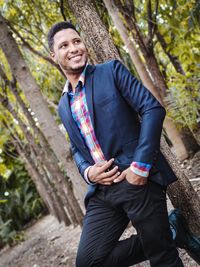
[60,43,68,49]
[74,39,81,44]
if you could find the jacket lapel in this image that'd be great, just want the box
[85,65,95,128]
[59,64,96,163]
[60,93,86,150]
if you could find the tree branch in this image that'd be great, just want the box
[60,0,67,21]
[6,22,65,77]
[114,0,148,55]
[152,0,159,37]
[8,19,49,52]
[156,30,185,75]
[2,120,25,151]
[147,0,154,50]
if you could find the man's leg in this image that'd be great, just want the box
[76,187,146,267]
[102,234,146,267]
[122,180,184,267]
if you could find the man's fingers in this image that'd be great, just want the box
[113,171,126,183]
[100,171,121,183]
[99,158,115,172]
[99,181,113,185]
[100,166,118,178]
[95,160,108,167]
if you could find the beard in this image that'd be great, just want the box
[59,64,85,76]
[61,55,88,75]
[66,64,86,74]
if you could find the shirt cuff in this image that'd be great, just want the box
[130,162,152,178]
[84,166,96,185]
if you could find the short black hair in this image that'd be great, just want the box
[47,21,80,51]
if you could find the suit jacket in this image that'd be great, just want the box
[58,60,177,205]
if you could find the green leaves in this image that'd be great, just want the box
[0,152,44,247]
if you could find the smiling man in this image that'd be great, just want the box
[47,22,185,267]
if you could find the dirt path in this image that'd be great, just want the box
[0,215,80,267]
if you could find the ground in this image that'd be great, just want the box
[0,152,200,267]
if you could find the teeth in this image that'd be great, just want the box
[70,55,81,60]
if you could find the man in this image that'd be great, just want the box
[48,21,184,267]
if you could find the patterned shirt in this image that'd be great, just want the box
[63,65,151,181]
[63,66,105,164]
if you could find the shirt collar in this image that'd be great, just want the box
[62,63,88,95]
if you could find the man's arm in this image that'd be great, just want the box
[112,60,166,184]
[70,141,92,184]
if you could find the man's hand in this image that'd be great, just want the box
[88,159,120,185]
[113,167,147,185]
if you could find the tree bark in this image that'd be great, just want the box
[67,0,120,64]
[0,14,86,222]
[67,0,200,236]
[161,136,200,235]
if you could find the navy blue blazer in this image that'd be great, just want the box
[58,60,177,205]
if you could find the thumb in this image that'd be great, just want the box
[113,171,126,183]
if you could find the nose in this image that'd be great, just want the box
[68,43,78,54]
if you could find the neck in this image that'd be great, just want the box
[65,72,81,92]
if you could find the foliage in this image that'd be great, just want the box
[156,0,200,129]
[0,143,45,247]
[1,0,65,107]
[166,67,200,130]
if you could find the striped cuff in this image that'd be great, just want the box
[84,166,96,185]
[130,162,152,178]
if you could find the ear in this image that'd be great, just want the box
[50,51,57,63]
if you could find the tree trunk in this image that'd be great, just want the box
[191,127,200,146]
[67,0,120,64]
[163,117,188,161]
[161,136,200,236]
[0,14,86,222]
[179,127,200,155]
[67,0,200,236]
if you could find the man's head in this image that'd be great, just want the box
[48,22,88,75]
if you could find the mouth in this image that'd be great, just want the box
[69,54,82,61]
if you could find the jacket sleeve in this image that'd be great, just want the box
[112,60,166,165]
[70,141,92,184]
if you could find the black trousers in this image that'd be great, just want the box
[76,180,184,267]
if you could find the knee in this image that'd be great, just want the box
[76,249,92,267]
[76,250,103,267]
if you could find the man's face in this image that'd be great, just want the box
[50,28,88,74]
